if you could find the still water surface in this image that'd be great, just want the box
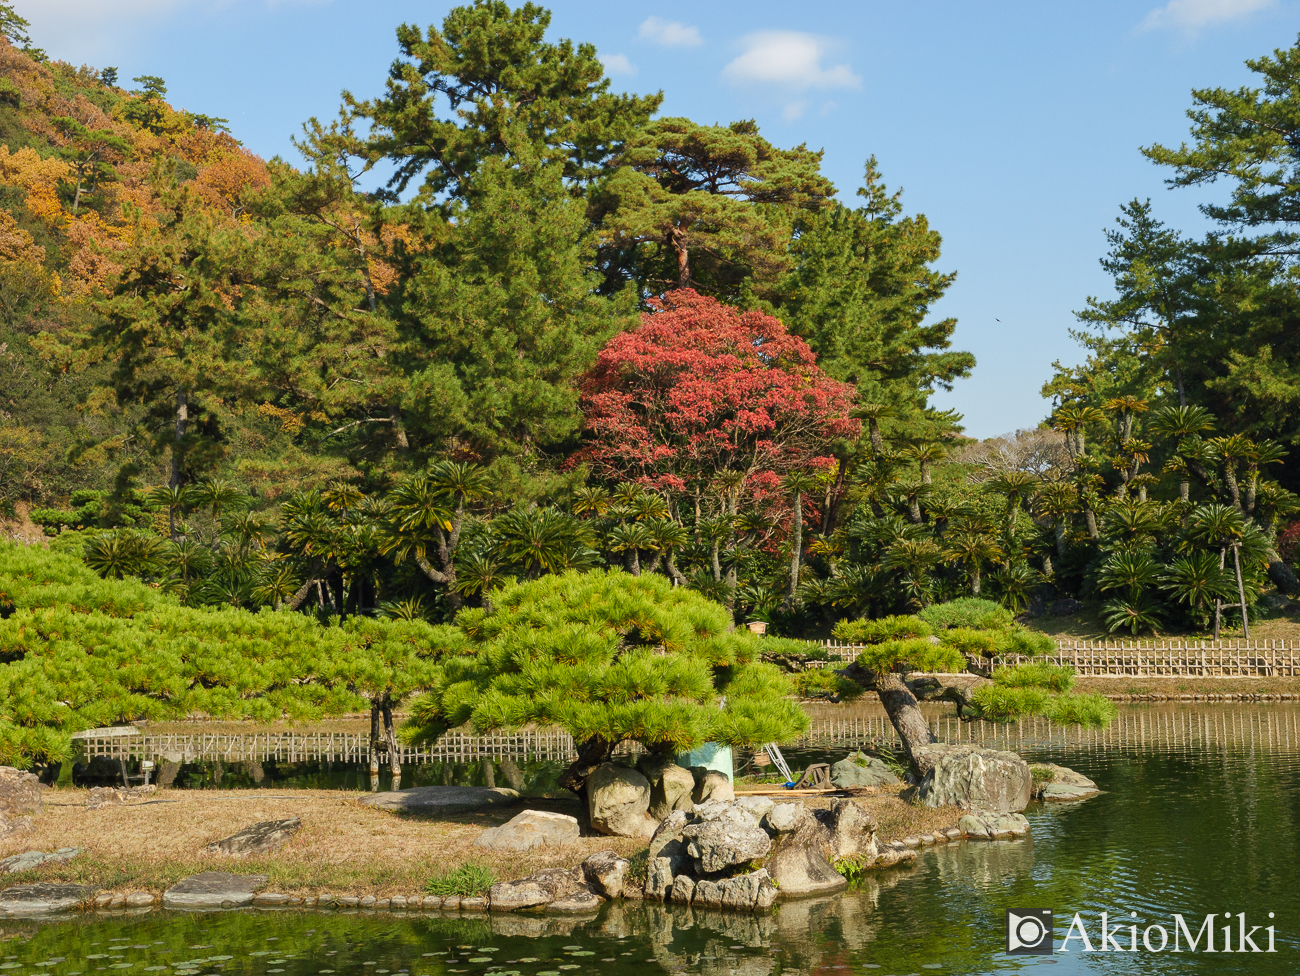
[13,704,1300,975]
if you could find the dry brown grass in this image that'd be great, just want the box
[4,783,961,897]
[802,788,964,844]
[0,788,643,897]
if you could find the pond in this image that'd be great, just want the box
[12,703,1300,974]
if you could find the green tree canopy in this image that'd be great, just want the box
[401,569,809,792]
[347,0,661,202]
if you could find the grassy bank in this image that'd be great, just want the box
[1,785,958,899]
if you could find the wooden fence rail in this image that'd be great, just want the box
[817,639,1300,676]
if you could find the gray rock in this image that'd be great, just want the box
[547,889,602,914]
[359,786,521,816]
[914,744,1032,815]
[0,817,33,840]
[474,810,579,852]
[766,838,846,898]
[734,795,775,820]
[208,818,300,855]
[1033,763,1100,802]
[960,811,1031,840]
[697,870,775,911]
[763,802,807,834]
[162,871,268,909]
[1041,782,1097,801]
[824,798,879,860]
[85,785,155,809]
[488,880,552,912]
[0,767,43,820]
[581,850,630,899]
[640,759,696,821]
[681,806,770,874]
[829,753,902,789]
[124,892,155,908]
[646,856,674,900]
[0,848,82,874]
[670,874,695,904]
[691,769,734,805]
[0,883,95,916]
[460,896,487,911]
[587,763,653,838]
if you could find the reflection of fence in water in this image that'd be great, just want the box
[72,706,1300,764]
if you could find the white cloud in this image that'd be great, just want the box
[723,32,860,91]
[637,16,703,48]
[599,52,637,76]
[781,100,810,121]
[1140,0,1274,30]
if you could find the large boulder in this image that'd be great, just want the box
[691,768,734,805]
[474,810,579,852]
[764,798,880,897]
[587,763,654,838]
[829,753,902,789]
[360,785,521,816]
[693,869,777,911]
[914,744,1032,815]
[680,805,771,874]
[640,760,696,820]
[0,767,43,821]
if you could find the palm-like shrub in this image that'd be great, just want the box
[401,569,808,793]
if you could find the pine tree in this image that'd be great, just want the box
[400,569,809,794]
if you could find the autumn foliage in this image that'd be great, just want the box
[575,289,858,490]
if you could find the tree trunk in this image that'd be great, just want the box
[1085,507,1099,540]
[368,701,381,776]
[1266,549,1300,595]
[558,735,615,795]
[822,458,849,534]
[1213,546,1226,640]
[670,225,690,287]
[971,564,981,598]
[1054,522,1067,558]
[1042,553,1053,577]
[389,405,409,454]
[666,551,686,587]
[867,418,883,455]
[1232,543,1250,639]
[1222,464,1242,512]
[170,386,187,489]
[381,698,401,776]
[784,491,803,612]
[628,548,641,577]
[875,673,936,770]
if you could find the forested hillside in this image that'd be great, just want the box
[1,0,1298,641]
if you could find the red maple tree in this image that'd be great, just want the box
[573,289,859,490]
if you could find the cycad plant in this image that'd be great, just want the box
[1097,550,1161,635]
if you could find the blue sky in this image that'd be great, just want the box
[19,0,1300,438]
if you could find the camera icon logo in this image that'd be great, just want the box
[1007,908,1054,954]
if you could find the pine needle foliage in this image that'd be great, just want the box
[0,543,454,767]
[401,569,808,757]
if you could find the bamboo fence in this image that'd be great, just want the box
[817,638,1300,677]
